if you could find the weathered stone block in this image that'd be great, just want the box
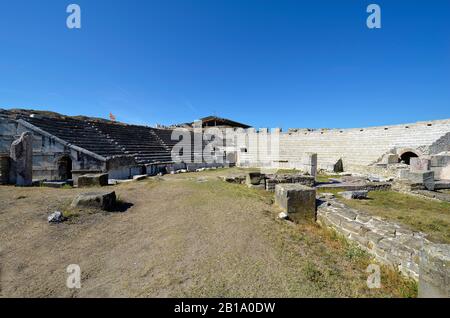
[398,168,410,179]
[410,158,431,172]
[419,243,450,298]
[430,155,450,168]
[340,219,364,234]
[356,213,372,224]
[326,212,345,226]
[10,132,33,186]
[366,231,383,244]
[71,191,117,211]
[300,153,317,177]
[73,169,103,186]
[382,153,399,164]
[336,209,357,220]
[78,173,109,187]
[339,190,368,200]
[275,184,316,222]
[407,171,435,191]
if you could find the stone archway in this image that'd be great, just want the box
[57,155,72,180]
[399,151,419,165]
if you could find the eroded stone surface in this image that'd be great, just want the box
[410,158,431,172]
[275,184,316,222]
[419,243,450,298]
[71,191,116,211]
[339,190,368,200]
[78,173,109,188]
[10,132,33,186]
[407,171,435,191]
[316,196,434,281]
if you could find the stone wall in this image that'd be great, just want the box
[0,117,106,181]
[231,119,450,171]
[0,153,10,184]
[317,197,450,296]
[316,197,427,279]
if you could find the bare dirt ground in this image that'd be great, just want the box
[0,169,416,297]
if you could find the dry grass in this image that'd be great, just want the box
[0,170,416,297]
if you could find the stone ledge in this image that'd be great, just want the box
[317,198,428,282]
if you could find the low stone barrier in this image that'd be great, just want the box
[71,191,116,211]
[265,174,315,191]
[316,196,450,297]
[77,173,109,187]
[419,243,450,297]
[239,172,315,191]
[317,198,426,279]
[412,190,450,203]
[316,182,391,192]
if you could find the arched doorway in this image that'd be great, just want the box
[400,152,419,165]
[57,155,72,180]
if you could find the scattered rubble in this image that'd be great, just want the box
[278,212,288,220]
[47,211,65,223]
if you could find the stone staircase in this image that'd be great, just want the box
[20,115,124,157]
[89,121,173,164]
[9,111,181,164]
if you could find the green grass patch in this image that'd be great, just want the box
[315,174,341,183]
[339,191,450,244]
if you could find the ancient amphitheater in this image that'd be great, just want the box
[1,108,450,298]
[1,108,450,183]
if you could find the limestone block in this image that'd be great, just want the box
[398,168,410,179]
[71,191,117,211]
[419,243,450,298]
[72,169,103,186]
[410,158,431,172]
[382,153,399,164]
[301,153,317,177]
[339,190,368,200]
[407,171,435,191]
[10,132,33,186]
[275,184,316,222]
[430,155,450,168]
[77,173,109,187]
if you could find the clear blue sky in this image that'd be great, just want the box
[0,0,449,129]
